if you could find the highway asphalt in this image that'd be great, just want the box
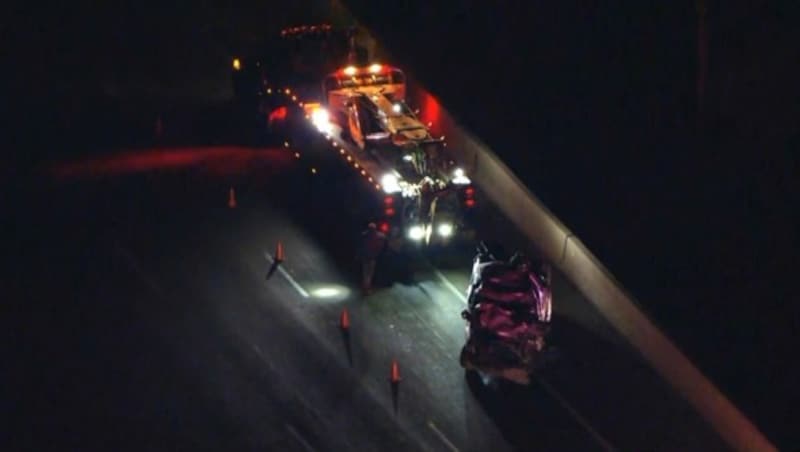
[6,105,729,451]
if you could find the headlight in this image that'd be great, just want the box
[452,167,471,185]
[437,223,454,237]
[381,173,401,194]
[310,108,331,133]
[407,225,425,241]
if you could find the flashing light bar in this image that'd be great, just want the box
[340,63,388,77]
[280,24,332,37]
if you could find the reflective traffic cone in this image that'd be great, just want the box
[228,187,237,208]
[340,308,350,330]
[390,359,401,383]
[275,241,285,263]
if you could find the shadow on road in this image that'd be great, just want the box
[463,314,724,451]
[464,368,605,452]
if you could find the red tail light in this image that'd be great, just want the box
[465,199,476,208]
[268,106,288,122]
[385,207,396,217]
[379,222,390,233]
[384,196,394,205]
[465,186,475,197]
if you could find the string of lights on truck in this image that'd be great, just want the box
[263,76,476,209]
[266,82,395,191]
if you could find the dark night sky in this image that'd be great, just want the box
[4,0,798,446]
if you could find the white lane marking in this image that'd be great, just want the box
[265,252,309,298]
[285,423,318,452]
[427,421,460,452]
[433,268,467,305]
[537,377,618,452]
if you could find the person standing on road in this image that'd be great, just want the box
[359,222,387,295]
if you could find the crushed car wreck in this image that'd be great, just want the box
[459,241,553,385]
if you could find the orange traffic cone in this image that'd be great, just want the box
[340,308,350,330]
[275,241,285,263]
[390,359,401,383]
[228,187,237,208]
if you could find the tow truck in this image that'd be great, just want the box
[307,62,477,248]
[231,24,476,248]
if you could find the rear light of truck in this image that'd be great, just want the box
[464,186,476,208]
[268,106,287,122]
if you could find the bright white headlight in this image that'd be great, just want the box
[381,173,401,194]
[452,167,471,185]
[407,225,425,241]
[437,223,454,237]
[310,108,332,133]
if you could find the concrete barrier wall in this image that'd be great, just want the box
[423,95,776,452]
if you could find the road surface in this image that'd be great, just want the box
[7,104,728,451]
